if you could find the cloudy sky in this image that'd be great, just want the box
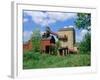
[23,10,88,42]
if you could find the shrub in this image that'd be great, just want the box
[31,27,41,52]
[79,33,91,54]
[23,51,40,61]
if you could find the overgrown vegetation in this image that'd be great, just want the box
[23,13,91,69]
[23,51,90,69]
[75,13,91,31]
[75,13,91,54]
[79,33,91,54]
[31,27,41,52]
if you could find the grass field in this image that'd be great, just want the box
[23,51,91,69]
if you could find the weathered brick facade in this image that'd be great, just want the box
[23,40,32,51]
[57,28,75,49]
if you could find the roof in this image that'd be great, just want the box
[58,28,74,31]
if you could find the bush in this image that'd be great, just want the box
[23,51,40,61]
[32,38,41,52]
[31,28,41,52]
[79,33,91,54]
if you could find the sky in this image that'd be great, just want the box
[23,10,89,43]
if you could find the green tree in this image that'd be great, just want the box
[31,27,41,52]
[75,13,91,53]
[79,33,91,54]
[75,13,91,31]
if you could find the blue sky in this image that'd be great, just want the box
[23,10,88,42]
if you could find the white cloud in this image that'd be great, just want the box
[77,29,88,41]
[81,29,88,37]
[68,25,74,28]
[47,12,76,21]
[23,18,28,22]
[23,31,33,42]
[64,26,68,28]
[24,11,77,26]
[76,29,88,42]
[76,35,82,42]
[63,25,74,28]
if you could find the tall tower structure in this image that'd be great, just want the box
[57,28,75,49]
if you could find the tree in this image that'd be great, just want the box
[75,13,91,31]
[75,13,91,53]
[31,27,41,52]
[79,33,91,54]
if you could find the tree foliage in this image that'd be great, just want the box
[31,27,41,52]
[75,13,91,54]
[75,13,91,31]
[79,32,91,54]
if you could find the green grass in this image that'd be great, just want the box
[23,51,91,69]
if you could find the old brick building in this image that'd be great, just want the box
[23,27,77,54]
[23,40,32,51]
[57,28,75,49]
